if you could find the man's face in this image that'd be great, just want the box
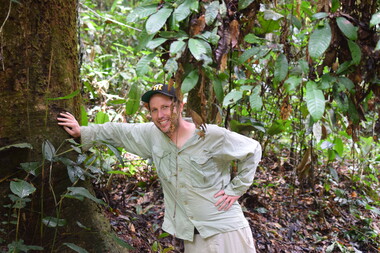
[149,94,181,136]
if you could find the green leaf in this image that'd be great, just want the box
[67,165,85,183]
[308,22,331,59]
[146,7,173,35]
[174,0,195,22]
[80,105,88,126]
[312,12,328,20]
[111,233,135,249]
[223,90,243,107]
[66,187,106,205]
[348,98,360,124]
[103,142,125,168]
[370,12,380,27]
[135,29,155,52]
[331,0,340,12]
[337,77,354,91]
[336,17,358,40]
[94,111,109,124]
[0,142,33,152]
[181,69,199,93]
[188,38,211,61]
[347,40,361,65]
[169,40,186,58]
[249,86,262,111]
[125,83,141,116]
[267,120,288,136]
[63,243,89,253]
[42,217,66,228]
[20,162,40,176]
[333,137,344,157]
[306,81,325,121]
[274,54,288,84]
[46,90,80,101]
[146,38,168,50]
[136,53,156,77]
[164,58,178,76]
[263,10,283,21]
[213,77,225,103]
[126,4,158,23]
[42,140,55,162]
[10,180,36,199]
[284,76,302,92]
[205,1,219,25]
[238,0,254,10]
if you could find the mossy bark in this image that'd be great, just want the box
[0,1,126,252]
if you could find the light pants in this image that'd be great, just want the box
[184,226,256,253]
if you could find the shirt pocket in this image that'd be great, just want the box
[153,148,175,183]
[189,151,217,188]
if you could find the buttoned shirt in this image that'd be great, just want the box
[80,122,262,241]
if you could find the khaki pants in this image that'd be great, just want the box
[184,226,256,253]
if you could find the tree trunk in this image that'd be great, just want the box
[0,1,125,252]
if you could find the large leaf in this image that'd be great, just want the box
[181,69,199,93]
[249,86,263,111]
[238,0,254,10]
[336,17,358,40]
[305,81,325,121]
[63,243,89,253]
[370,12,380,27]
[136,53,156,77]
[267,120,289,136]
[42,140,55,162]
[274,54,288,84]
[174,0,197,22]
[0,142,32,151]
[308,22,331,59]
[94,111,109,124]
[164,58,178,76]
[42,217,67,228]
[126,4,158,23]
[205,1,219,25]
[169,40,186,59]
[66,187,106,205]
[146,38,168,50]
[223,90,243,107]
[347,40,361,65]
[213,76,225,103]
[125,83,141,116]
[146,7,173,35]
[10,180,36,199]
[188,38,212,61]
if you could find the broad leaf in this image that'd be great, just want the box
[66,187,106,205]
[274,54,288,84]
[20,162,40,176]
[135,30,155,52]
[81,105,88,126]
[347,40,361,65]
[164,58,178,76]
[10,180,36,199]
[223,90,243,107]
[249,86,263,111]
[306,81,325,121]
[125,83,141,116]
[336,17,358,40]
[169,40,186,58]
[136,53,156,77]
[284,76,302,92]
[126,4,158,23]
[312,12,328,20]
[94,111,109,124]
[333,137,344,157]
[46,90,80,101]
[205,1,219,25]
[337,77,354,91]
[174,0,195,22]
[146,7,173,35]
[267,120,288,136]
[238,0,254,10]
[0,142,32,152]
[370,12,380,27]
[263,10,283,21]
[42,217,67,228]
[188,38,212,61]
[308,22,331,59]
[42,140,55,162]
[104,142,125,168]
[146,38,167,50]
[213,76,225,103]
[181,69,199,93]
[63,243,89,253]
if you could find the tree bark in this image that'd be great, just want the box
[0,1,125,252]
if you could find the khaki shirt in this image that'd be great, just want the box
[81,122,262,241]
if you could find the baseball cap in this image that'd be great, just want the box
[141,84,177,103]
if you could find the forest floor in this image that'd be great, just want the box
[93,151,380,253]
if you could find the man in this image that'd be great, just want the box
[58,84,262,253]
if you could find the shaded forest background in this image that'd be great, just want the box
[0,0,379,252]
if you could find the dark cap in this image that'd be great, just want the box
[141,84,177,103]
